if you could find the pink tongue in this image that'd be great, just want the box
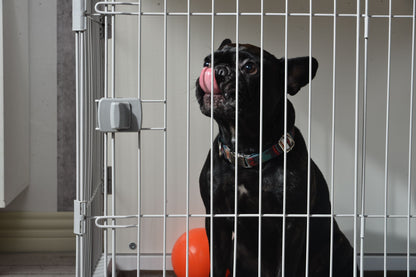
[199,67,220,94]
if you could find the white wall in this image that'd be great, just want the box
[4,0,57,212]
[0,0,30,208]
[108,0,415,255]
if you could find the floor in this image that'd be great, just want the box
[116,270,415,277]
[0,253,414,277]
[0,253,76,276]
[0,253,175,277]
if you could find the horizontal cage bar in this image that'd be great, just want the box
[91,9,414,18]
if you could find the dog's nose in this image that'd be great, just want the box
[215,66,229,77]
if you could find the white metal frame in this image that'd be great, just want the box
[74,0,416,276]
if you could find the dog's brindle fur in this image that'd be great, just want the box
[196,39,354,277]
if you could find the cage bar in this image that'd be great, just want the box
[407,3,416,277]
[103,2,109,275]
[257,1,265,275]
[232,0,240,276]
[92,11,416,18]
[136,0,142,275]
[162,1,168,276]
[329,1,337,277]
[186,0,191,276]
[75,30,81,277]
[110,0,116,275]
[281,1,289,276]
[353,1,362,277]
[383,1,393,276]
[305,0,313,275]
[359,0,370,276]
[209,1,215,277]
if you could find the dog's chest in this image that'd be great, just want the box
[210,164,286,214]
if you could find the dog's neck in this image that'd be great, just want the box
[217,101,296,154]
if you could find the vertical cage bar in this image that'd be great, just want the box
[87,21,94,275]
[383,1,392,276]
[110,1,116,275]
[186,1,191,277]
[353,1,361,277]
[79,32,85,220]
[329,1,337,277]
[209,1,215,276]
[87,18,93,239]
[360,1,369,276]
[257,1,264,276]
[85,21,95,274]
[162,0,168,275]
[137,0,142,275]
[103,2,109,275]
[232,0,239,276]
[103,132,108,277]
[80,31,86,277]
[111,135,116,277]
[305,0,313,275]
[281,0,289,275]
[407,2,415,277]
[75,31,81,277]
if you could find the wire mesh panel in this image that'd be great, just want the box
[74,0,105,276]
[74,0,416,276]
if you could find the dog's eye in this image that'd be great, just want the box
[243,62,257,74]
[203,61,211,67]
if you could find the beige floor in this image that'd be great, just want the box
[0,253,75,276]
[0,254,414,277]
[0,253,176,277]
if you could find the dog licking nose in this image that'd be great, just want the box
[197,39,354,277]
[199,67,220,94]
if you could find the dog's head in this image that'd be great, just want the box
[196,39,318,129]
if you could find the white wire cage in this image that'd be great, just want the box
[73,0,416,276]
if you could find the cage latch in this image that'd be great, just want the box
[95,2,140,16]
[96,98,142,132]
[74,200,87,235]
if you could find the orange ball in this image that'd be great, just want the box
[171,228,210,277]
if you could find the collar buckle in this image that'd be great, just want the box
[231,151,252,168]
[278,132,295,153]
[218,141,252,168]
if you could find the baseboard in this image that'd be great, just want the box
[0,211,75,252]
[95,254,416,272]
[363,255,416,271]
[93,254,173,275]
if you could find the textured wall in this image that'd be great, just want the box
[57,0,76,211]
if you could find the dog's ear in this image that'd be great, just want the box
[284,57,318,95]
[218,39,232,49]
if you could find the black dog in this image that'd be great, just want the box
[196,39,354,277]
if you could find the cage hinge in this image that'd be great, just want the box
[96,98,142,132]
[73,0,87,31]
[74,200,87,235]
[86,14,112,40]
[106,166,112,194]
[364,14,369,39]
[99,16,112,40]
